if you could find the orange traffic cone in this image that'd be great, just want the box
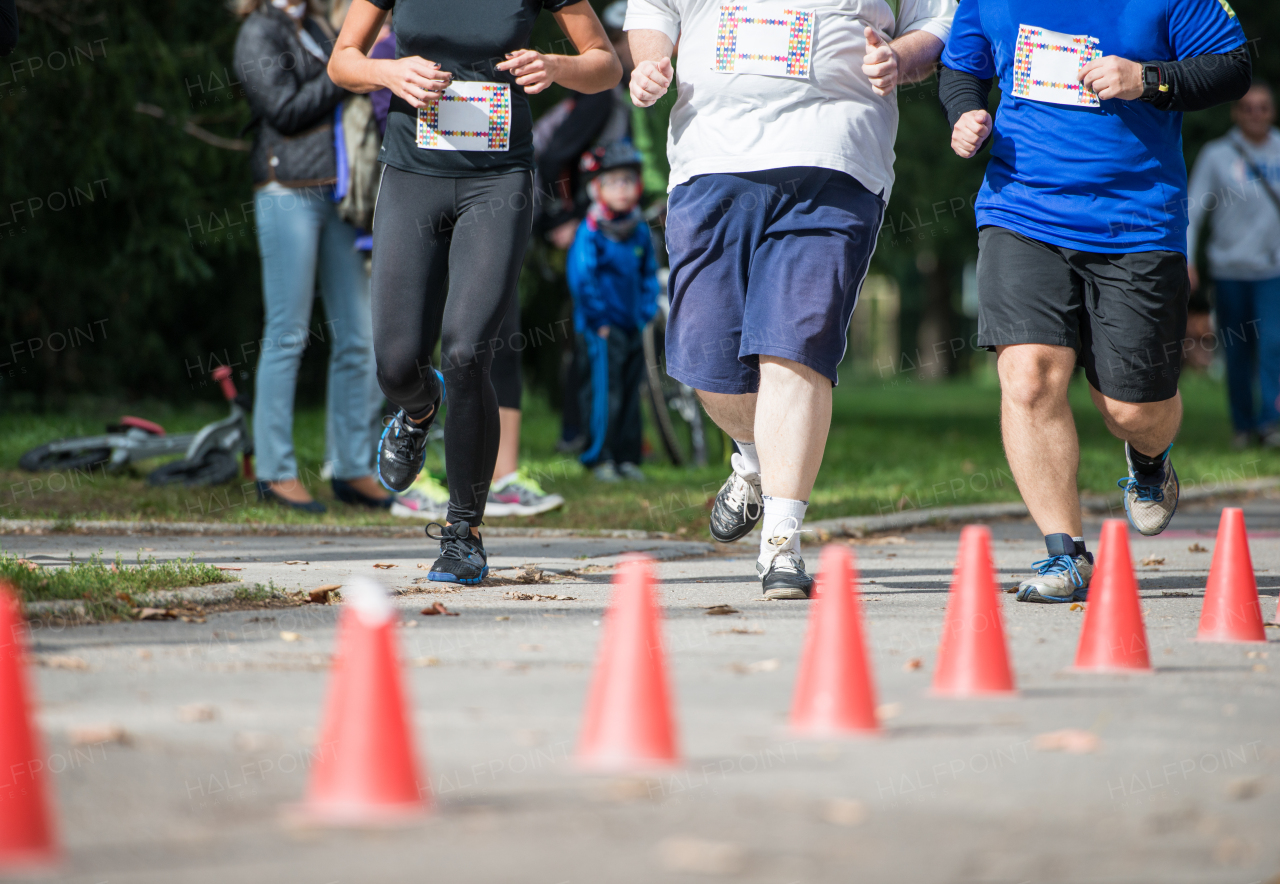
[1198,508,1266,643]
[789,545,880,735]
[576,555,679,770]
[1074,520,1152,672]
[932,526,1016,696]
[290,579,429,825]
[0,584,59,869]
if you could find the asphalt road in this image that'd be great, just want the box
[5,498,1280,884]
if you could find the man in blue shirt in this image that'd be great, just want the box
[939,0,1251,603]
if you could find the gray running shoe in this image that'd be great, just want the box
[755,518,813,600]
[1012,553,1094,604]
[617,462,647,482]
[1117,443,1179,536]
[709,453,763,543]
[592,461,621,483]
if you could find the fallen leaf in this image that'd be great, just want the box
[134,607,177,621]
[372,563,397,569]
[876,702,903,720]
[495,616,511,621]
[903,657,923,671]
[1188,543,1209,553]
[730,658,779,674]
[214,565,242,571]
[279,631,301,642]
[714,627,764,635]
[502,592,576,601]
[1033,729,1099,754]
[420,602,459,616]
[1161,591,1191,597]
[309,584,341,605]
[1141,555,1166,566]
[69,725,129,746]
[657,838,745,875]
[519,644,543,652]
[820,797,868,827]
[39,655,89,670]
[137,649,152,659]
[283,560,309,565]
[1226,776,1262,801]
[704,604,740,616]
[1246,650,1268,659]
[411,656,440,667]
[177,703,218,723]
[1070,603,1085,611]
[1253,664,1268,673]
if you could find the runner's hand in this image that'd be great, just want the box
[498,50,559,95]
[1080,55,1143,101]
[951,109,993,159]
[382,56,451,109]
[630,57,673,108]
[863,28,899,96]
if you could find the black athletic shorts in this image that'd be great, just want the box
[976,226,1189,403]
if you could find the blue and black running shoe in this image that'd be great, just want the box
[426,521,488,585]
[377,401,437,493]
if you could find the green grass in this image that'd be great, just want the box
[0,367,1275,536]
[1,550,237,610]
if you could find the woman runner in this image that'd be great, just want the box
[329,0,620,582]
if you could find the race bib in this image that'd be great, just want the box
[416,81,511,152]
[713,5,815,80]
[1011,25,1103,108]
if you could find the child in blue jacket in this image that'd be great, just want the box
[566,142,660,481]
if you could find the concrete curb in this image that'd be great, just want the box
[806,476,1280,538]
[0,519,676,541]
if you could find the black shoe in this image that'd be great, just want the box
[255,480,327,514]
[377,402,437,493]
[426,521,488,585]
[756,549,814,600]
[331,477,394,509]
[709,453,763,543]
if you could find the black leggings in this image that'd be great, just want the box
[370,165,533,524]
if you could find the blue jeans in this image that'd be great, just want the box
[1214,276,1280,433]
[252,183,379,482]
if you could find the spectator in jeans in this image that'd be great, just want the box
[567,142,659,482]
[1189,82,1280,450]
[235,0,389,512]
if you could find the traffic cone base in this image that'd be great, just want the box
[1073,521,1152,673]
[289,579,430,826]
[789,545,881,736]
[576,555,680,770]
[932,525,1017,697]
[0,585,60,869]
[1197,508,1266,643]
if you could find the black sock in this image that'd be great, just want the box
[1129,446,1168,482]
[1045,533,1086,558]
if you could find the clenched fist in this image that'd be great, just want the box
[630,57,673,108]
[951,108,992,158]
[862,27,899,96]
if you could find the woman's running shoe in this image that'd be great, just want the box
[426,521,488,584]
[486,469,565,517]
[390,472,450,520]
[377,403,436,493]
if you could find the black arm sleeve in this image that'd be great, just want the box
[1146,46,1252,113]
[939,66,994,129]
[0,0,17,57]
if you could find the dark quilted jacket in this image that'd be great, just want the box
[234,6,347,188]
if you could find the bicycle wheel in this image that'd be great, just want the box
[147,449,239,488]
[19,442,111,473]
[642,323,687,466]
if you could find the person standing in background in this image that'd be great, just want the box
[1188,82,1280,450]
[234,0,391,514]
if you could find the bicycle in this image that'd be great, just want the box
[18,366,254,488]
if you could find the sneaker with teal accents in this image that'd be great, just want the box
[426,521,488,584]
[1117,443,1179,536]
[390,472,450,520]
[1013,552,1094,604]
[486,469,565,517]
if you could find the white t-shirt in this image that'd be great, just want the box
[625,0,955,201]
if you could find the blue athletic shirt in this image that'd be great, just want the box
[942,0,1247,254]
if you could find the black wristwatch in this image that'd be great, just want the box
[1141,62,1168,102]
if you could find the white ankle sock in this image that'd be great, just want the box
[734,440,760,475]
[760,496,808,560]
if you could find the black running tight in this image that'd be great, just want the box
[370,165,533,524]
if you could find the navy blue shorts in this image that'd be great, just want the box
[664,167,884,394]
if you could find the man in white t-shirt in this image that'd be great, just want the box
[627,0,954,598]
